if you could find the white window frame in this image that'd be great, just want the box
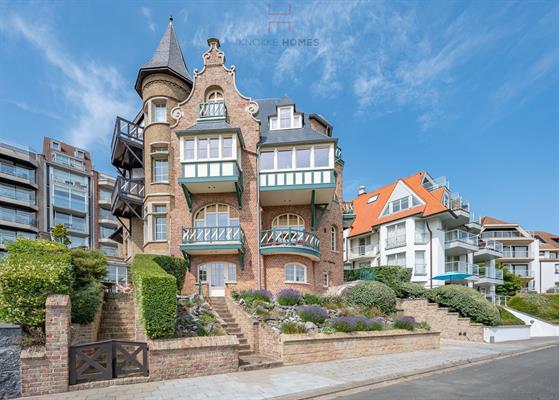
[387,252,406,267]
[322,271,329,288]
[51,141,60,151]
[284,263,307,284]
[381,195,422,217]
[150,204,167,242]
[331,226,337,251]
[272,213,305,230]
[258,144,333,172]
[206,90,224,101]
[152,158,169,183]
[269,106,303,130]
[198,265,208,283]
[198,262,237,283]
[180,135,237,162]
[194,204,239,228]
[152,101,167,123]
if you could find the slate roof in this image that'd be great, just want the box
[256,98,337,147]
[135,21,192,95]
[176,121,240,135]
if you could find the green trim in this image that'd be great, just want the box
[178,176,239,183]
[260,246,320,258]
[180,184,192,211]
[343,213,356,221]
[180,243,243,251]
[260,183,336,191]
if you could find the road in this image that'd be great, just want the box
[333,346,559,400]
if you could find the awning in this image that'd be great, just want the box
[432,272,472,281]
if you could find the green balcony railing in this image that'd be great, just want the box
[259,168,335,190]
[180,160,241,182]
[260,228,320,253]
[198,100,227,120]
[182,226,244,244]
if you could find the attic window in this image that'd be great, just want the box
[381,195,422,217]
[367,195,378,204]
[270,106,303,130]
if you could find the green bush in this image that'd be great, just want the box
[70,280,103,324]
[70,248,107,286]
[397,282,427,299]
[426,285,500,326]
[303,293,322,305]
[131,255,177,338]
[0,239,72,332]
[280,321,307,334]
[152,255,188,291]
[496,267,522,296]
[497,306,525,326]
[320,295,345,308]
[508,294,559,324]
[345,281,397,314]
[373,265,412,295]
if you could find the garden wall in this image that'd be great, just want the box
[148,335,239,380]
[397,299,484,342]
[504,307,559,337]
[483,325,531,343]
[0,323,21,399]
[281,331,440,365]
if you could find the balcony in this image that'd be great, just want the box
[480,230,533,244]
[386,234,406,250]
[0,186,36,210]
[500,249,533,262]
[111,177,144,219]
[259,168,336,206]
[476,267,504,285]
[335,146,343,164]
[444,261,479,277]
[260,228,320,261]
[348,244,377,261]
[198,100,227,120]
[111,117,144,172]
[0,207,37,232]
[445,229,479,256]
[504,265,534,279]
[474,239,503,262]
[423,176,450,191]
[342,201,355,228]
[178,160,243,210]
[0,160,36,187]
[180,226,245,257]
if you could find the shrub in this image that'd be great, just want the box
[345,281,397,314]
[330,316,356,332]
[303,293,322,305]
[240,289,273,304]
[0,239,72,335]
[426,285,500,326]
[277,288,302,306]
[360,306,386,318]
[298,306,328,324]
[496,267,522,297]
[131,255,177,338]
[373,265,412,295]
[280,321,307,334]
[70,280,103,324]
[152,256,188,291]
[320,295,345,308]
[393,316,416,331]
[397,282,427,299]
[497,306,525,326]
[70,248,107,286]
[417,321,431,330]
[508,294,559,324]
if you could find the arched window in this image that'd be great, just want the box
[206,90,223,102]
[194,204,240,240]
[272,213,304,231]
[284,263,306,283]
[331,226,337,251]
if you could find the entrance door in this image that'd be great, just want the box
[209,263,225,297]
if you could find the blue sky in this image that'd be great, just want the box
[0,1,558,232]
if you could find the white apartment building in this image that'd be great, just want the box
[532,231,559,293]
[344,171,504,302]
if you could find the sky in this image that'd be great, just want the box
[0,0,558,232]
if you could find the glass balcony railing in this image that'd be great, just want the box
[0,185,36,204]
[0,208,36,227]
[0,230,36,245]
[504,266,533,278]
[478,267,503,280]
[502,250,530,258]
[479,239,503,252]
[199,100,226,120]
[424,176,450,191]
[450,196,469,213]
[445,261,479,276]
[480,231,524,239]
[349,244,376,258]
[445,229,478,246]
[0,161,36,183]
[386,234,406,250]
[52,152,85,171]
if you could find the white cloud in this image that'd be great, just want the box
[0,14,136,150]
[141,7,156,33]
[0,98,64,121]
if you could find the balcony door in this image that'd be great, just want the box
[194,204,240,242]
[201,262,236,297]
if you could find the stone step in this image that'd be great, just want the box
[239,349,254,356]
[238,344,250,351]
[238,338,248,345]
[239,355,283,371]
[227,330,242,336]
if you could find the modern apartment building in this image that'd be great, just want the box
[532,231,559,293]
[93,171,121,258]
[480,217,538,292]
[0,142,44,257]
[344,171,504,302]
[110,20,345,295]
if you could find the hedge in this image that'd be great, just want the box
[152,255,188,291]
[70,280,103,324]
[426,285,500,326]
[345,281,397,314]
[508,294,559,324]
[0,239,72,331]
[131,254,177,338]
[70,248,108,286]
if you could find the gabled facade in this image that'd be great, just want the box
[344,171,503,302]
[111,21,344,295]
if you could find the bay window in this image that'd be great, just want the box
[259,145,332,171]
[182,135,236,161]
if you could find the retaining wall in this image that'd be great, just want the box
[0,324,22,399]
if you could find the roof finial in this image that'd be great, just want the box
[169,15,173,24]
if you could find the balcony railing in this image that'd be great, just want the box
[0,186,36,204]
[480,231,524,239]
[182,226,244,243]
[445,261,479,276]
[199,100,226,120]
[415,232,429,244]
[504,266,533,278]
[349,244,376,258]
[342,201,354,214]
[259,168,335,189]
[424,176,450,191]
[502,250,530,258]
[181,160,241,181]
[450,196,469,213]
[478,267,503,280]
[0,230,36,245]
[113,116,144,145]
[260,229,320,253]
[479,239,503,252]
[445,229,478,246]
[0,161,36,183]
[52,152,85,171]
[113,177,145,204]
[386,234,406,250]
[335,146,343,163]
[0,208,36,227]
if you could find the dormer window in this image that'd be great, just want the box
[381,195,422,217]
[75,150,85,159]
[51,141,60,151]
[270,106,303,130]
[207,90,223,102]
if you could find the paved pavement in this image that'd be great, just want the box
[332,345,559,400]
[35,338,559,400]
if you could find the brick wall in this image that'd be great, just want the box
[257,320,282,360]
[397,299,485,342]
[71,291,104,345]
[224,292,259,351]
[148,336,239,380]
[20,294,71,397]
[98,292,136,340]
[281,330,440,365]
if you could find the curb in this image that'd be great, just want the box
[269,343,558,400]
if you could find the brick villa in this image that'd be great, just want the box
[110,19,347,296]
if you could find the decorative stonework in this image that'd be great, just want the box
[203,38,225,66]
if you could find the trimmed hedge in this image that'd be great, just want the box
[152,255,188,291]
[426,285,500,326]
[71,280,103,324]
[345,281,397,314]
[131,255,177,338]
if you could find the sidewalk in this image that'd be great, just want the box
[35,338,559,400]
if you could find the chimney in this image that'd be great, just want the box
[358,185,366,195]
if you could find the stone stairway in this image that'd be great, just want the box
[98,292,136,341]
[210,297,282,371]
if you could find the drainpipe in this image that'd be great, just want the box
[539,259,542,294]
[426,220,433,288]
[255,147,262,290]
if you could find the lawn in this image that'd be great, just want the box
[508,294,559,324]
[496,306,524,325]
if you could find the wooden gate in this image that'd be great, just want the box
[69,340,148,384]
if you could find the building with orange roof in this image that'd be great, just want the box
[343,171,504,303]
[532,231,559,293]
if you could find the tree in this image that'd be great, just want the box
[496,266,522,297]
[51,224,71,246]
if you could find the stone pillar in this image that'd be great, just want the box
[0,323,22,399]
[44,294,71,394]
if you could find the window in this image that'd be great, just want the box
[198,265,208,282]
[323,271,329,288]
[103,264,128,291]
[415,251,426,275]
[100,226,115,239]
[387,252,406,267]
[152,204,167,241]
[260,151,275,170]
[367,195,379,204]
[185,135,235,161]
[153,159,168,182]
[54,212,86,232]
[272,213,304,230]
[100,244,118,257]
[269,106,303,130]
[222,137,233,158]
[314,147,329,167]
[51,141,60,150]
[540,251,545,257]
[206,90,223,101]
[198,138,208,159]
[386,222,406,249]
[227,264,237,282]
[555,264,559,274]
[358,261,371,268]
[295,148,311,168]
[184,139,195,160]
[415,221,427,244]
[195,204,239,228]
[285,263,306,283]
[279,107,291,129]
[68,235,89,248]
[153,102,166,123]
[53,184,87,212]
[75,150,85,159]
[331,226,337,251]
[277,149,293,169]
[52,169,87,188]
[52,153,85,170]
[0,206,36,226]
[382,195,421,217]
[99,189,112,202]
[259,146,331,171]
[0,182,35,204]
